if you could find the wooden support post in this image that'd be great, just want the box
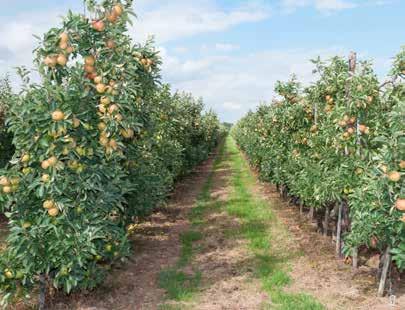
[300,202,303,216]
[323,206,329,236]
[308,206,314,221]
[378,247,391,297]
[39,274,46,310]
[336,201,343,257]
[352,247,358,270]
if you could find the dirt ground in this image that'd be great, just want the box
[48,153,218,310]
[165,148,269,310]
[255,180,405,310]
[3,143,404,310]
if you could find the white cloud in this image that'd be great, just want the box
[161,47,348,122]
[282,0,357,12]
[215,43,240,52]
[131,0,270,43]
[223,101,243,111]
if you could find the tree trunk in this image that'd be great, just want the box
[378,247,391,297]
[323,206,330,236]
[352,247,358,270]
[38,274,47,310]
[308,206,314,221]
[336,202,343,257]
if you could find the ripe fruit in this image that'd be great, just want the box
[59,41,68,50]
[60,32,69,43]
[367,96,373,104]
[113,4,123,16]
[22,222,31,229]
[52,110,65,122]
[41,174,50,183]
[87,72,97,80]
[43,200,54,210]
[84,65,95,73]
[96,83,106,94]
[347,127,355,135]
[115,113,123,122]
[3,186,12,194]
[21,154,30,163]
[0,176,10,186]
[99,136,109,146]
[47,156,58,167]
[98,122,107,131]
[41,160,50,170]
[57,54,68,66]
[84,56,95,66]
[399,160,405,169]
[141,58,148,66]
[107,12,118,23]
[338,120,347,127]
[98,105,107,113]
[100,96,111,105]
[401,215,405,223]
[396,199,405,211]
[106,39,116,49]
[44,56,57,68]
[348,117,356,125]
[310,125,318,133]
[355,168,363,175]
[94,76,103,84]
[359,124,367,134]
[388,171,401,182]
[48,208,59,217]
[108,104,118,114]
[66,46,74,54]
[72,117,81,128]
[4,270,13,279]
[109,139,118,150]
[121,128,134,139]
[92,20,105,32]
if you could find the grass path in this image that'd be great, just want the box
[159,136,323,309]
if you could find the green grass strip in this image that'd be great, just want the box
[225,136,324,310]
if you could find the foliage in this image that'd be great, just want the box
[233,49,405,271]
[0,76,15,169]
[0,0,221,306]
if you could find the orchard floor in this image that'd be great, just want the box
[13,136,405,309]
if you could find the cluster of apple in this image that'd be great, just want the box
[92,3,124,32]
[0,176,19,195]
[337,114,369,140]
[43,32,73,68]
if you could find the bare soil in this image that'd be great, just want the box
[50,153,218,310]
[165,149,268,310]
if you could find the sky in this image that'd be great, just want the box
[0,0,404,123]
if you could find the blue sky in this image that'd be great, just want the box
[0,0,404,122]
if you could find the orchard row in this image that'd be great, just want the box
[0,0,224,307]
[233,49,404,296]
